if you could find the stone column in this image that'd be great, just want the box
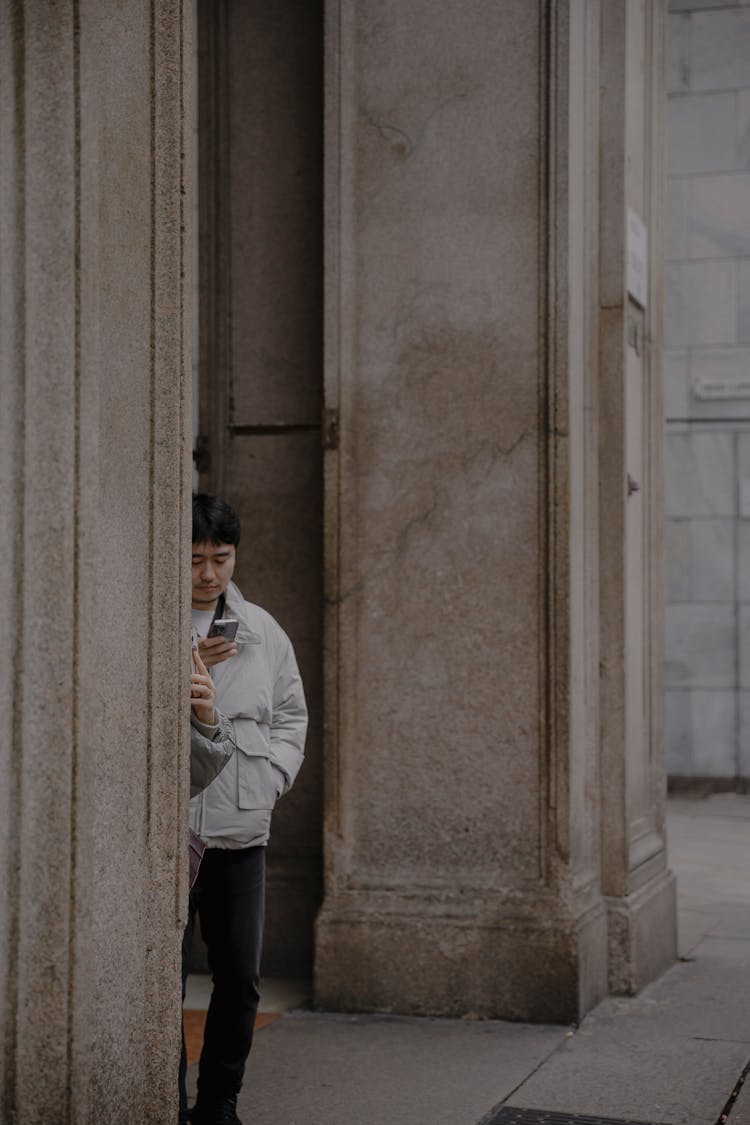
[316,0,619,1023]
[0,2,191,1121]
[598,0,676,994]
[314,0,670,1021]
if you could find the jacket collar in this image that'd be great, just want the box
[223,581,262,645]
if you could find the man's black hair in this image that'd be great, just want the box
[192,493,241,546]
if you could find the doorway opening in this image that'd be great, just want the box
[193,0,325,978]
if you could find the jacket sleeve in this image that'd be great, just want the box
[189,711,235,798]
[268,632,308,796]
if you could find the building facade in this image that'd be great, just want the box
[665,0,750,784]
[1,2,673,1120]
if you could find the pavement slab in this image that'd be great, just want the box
[205,1011,568,1125]
[506,1024,747,1125]
[506,931,750,1124]
[729,1073,750,1125]
[184,798,750,1125]
[588,939,750,1044]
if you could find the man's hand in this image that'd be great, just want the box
[197,633,239,669]
[190,647,218,725]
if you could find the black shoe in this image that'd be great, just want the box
[191,1096,242,1125]
[177,1111,192,1124]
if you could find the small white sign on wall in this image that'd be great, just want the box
[693,374,750,400]
[626,207,648,308]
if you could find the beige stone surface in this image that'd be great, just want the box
[316,897,609,1023]
[328,0,547,882]
[319,0,564,1016]
[318,0,672,1022]
[0,1,191,1120]
[597,0,674,993]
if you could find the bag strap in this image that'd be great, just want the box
[210,593,226,627]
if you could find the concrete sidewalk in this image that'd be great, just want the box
[187,795,750,1125]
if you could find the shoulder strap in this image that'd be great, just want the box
[210,594,226,626]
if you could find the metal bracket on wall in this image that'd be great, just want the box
[626,314,641,357]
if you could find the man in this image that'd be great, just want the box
[180,494,308,1125]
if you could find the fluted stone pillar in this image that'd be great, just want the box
[0,2,191,1120]
[316,0,671,1022]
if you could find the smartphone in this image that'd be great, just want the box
[208,617,239,642]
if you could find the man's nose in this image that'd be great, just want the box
[199,563,215,582]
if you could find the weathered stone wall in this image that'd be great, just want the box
[0,2,191,1120]
[597,0,676,995]
[316,0,673,1021]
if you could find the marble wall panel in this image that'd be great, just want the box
[688,175,750,259]
[738,521,750,601]
[665,2,750,781]
[736,429,750,486]
[738,692,750,774]
[690,690,737,775]
[738,604,750,686]
[665,349,690,419]
[666,689,692,774]
[666,519,691,601]
[667,178,690,261]
[692,518,735,600]
[739,260,750,343]
[665,518,734,602]
[739,91,750,168]
[668,93,738,175]
[666,261,736,346]
[667,13,690,93]
[690,8,750,91]
[665,431,735,516]
[665,603,735,687]
[666,689,736,777]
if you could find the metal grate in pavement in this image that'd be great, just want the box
[480,1108,668,1125]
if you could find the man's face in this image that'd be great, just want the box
[191,541,237,608]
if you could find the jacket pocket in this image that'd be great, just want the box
[232,719,277,811]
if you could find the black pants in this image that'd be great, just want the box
[179,845,266,1112]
